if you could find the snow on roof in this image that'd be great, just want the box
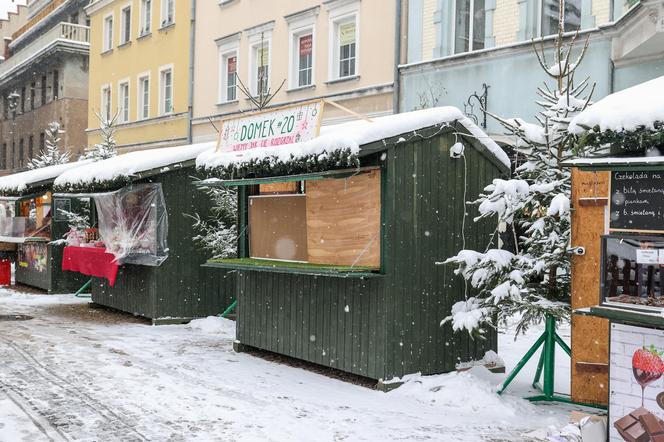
[196,107,510,171]
[569,75,664,134]
[54,142,215,189]
[0,160,92,195]
[563,154,664,167]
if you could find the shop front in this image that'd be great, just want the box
[197,106,511,383]
[0,163,91,292]
[53,143,235,323]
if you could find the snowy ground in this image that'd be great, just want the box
[0,288,587,441]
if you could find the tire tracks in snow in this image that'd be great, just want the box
[0,336,149,441]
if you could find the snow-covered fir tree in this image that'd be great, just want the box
[27,121,70,169]
[444,16,596,336]
[81,111,118,160]
[189,185,238,259]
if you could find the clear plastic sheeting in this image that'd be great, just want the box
[93,183,169,266]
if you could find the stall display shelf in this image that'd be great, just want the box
[205,258,381,278]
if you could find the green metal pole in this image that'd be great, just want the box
[532,346,546,390]
[75,279,92,298]
[554,332,572,356]
[497,331,546,395]
[219,299,237,318]
[543,314,556,399]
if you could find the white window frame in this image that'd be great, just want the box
[327,2,360,82]
[248,33,272,97]
[139,0,152,36]
[120,4,132,44]
[118,79,130,123]
[537,0,581,37]
[450,0,486,54]
[102,13,114,52]
[137,72,151,120]
[160,0,175,28]
[218,45,239,104]
[100,84,112,122]
[288,22,316,90]
[158,65,174,115]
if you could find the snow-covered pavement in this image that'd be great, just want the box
[0,289,579,441]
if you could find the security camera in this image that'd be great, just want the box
[567,246,585,256]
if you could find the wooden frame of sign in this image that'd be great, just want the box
[608,170,664,235]
[215,99,325,152]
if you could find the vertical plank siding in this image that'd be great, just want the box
[234,124,506,380]
[91,168,236,321]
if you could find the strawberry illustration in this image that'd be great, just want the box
[633,345,664,406]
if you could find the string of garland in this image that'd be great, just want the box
[53,176,133,194]
[201,148,360,180]
[575,121,664,154]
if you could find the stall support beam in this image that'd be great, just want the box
[219,299,237,318]
[74,279,92,298]
[497,314,604,408]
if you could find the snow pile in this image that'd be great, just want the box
[196,107,510,172]
[0,160,92,195]
[55,142,215,190]
[456,350,505,370]
[569,75,664,134]
[388,367,535,420]
[187,316,236,336]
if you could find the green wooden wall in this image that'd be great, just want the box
[233,124,505,380]
[92,168,236,321]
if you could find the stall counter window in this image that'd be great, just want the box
[212,168,382,275]
[0,192,52,242]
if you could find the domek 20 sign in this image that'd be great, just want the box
[217,100,324,152]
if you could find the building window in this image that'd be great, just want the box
[332,17,357,79]
[53,70,59,100]
[454,0,485,53]
[20,86,25,113]
[219,50,238,103]
[140,0,152,35]
[161,0,174,27]
[11,141,15,169]
[18,138,23,168]
[159,68,173,114]
[1,143,5,170]
[30,82,35,110]
[39,132,45,152]
[250,40,270,96]
[41,75,47,104]
[28,135,33,160]
[294,32,313,87]
[121,6,132,44]
[103,14,114,51]
[101,85,112,122]
[119,81,130,123]
[540,0,581,36]
[138,75,150,120]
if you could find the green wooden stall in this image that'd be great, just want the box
[197,108,511,382]
[53,143,236,323]
[0,162,90,293]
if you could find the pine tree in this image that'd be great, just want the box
[81,111,118,160]
[188,185,238,259]
[443,13,596,336]
[27,121,70,169]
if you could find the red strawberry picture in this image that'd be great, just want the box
[633,345,664,406]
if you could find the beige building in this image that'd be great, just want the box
[192,0,398,143]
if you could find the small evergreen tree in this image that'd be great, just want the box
[443,13,596,336]
[81,111,118,160]
[188,185,238,259]
[27,121,70,169]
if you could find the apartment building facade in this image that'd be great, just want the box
[401,0,664,136]
[0,0,89,175]
[85,0,191,152]
[191,0,399,143]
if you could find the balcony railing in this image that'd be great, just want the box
[0,22,90,82]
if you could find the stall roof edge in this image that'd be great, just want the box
[0,160,94,197]
[562,155,664,170]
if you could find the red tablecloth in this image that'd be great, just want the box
[62,246,120,287]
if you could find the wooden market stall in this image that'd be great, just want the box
[53,143,235,324]
[0,162,92,292]
[196,106,511,383]
[565,75,664,440]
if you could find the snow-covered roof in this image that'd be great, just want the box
[569,75,664,134]
[196,107,510,173]
[0,160,92,196]
[563,155,664,168]
[54,142,215,191]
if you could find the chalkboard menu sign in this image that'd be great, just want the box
[610,171,664,233]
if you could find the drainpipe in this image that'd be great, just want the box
[609,59,615,94]
[393,0,403,114]
[187,0,196,144]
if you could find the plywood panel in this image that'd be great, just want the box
[259,182,299,194]
[570,168,610,406]
[249,194,308,261]
[306,170,381,267]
